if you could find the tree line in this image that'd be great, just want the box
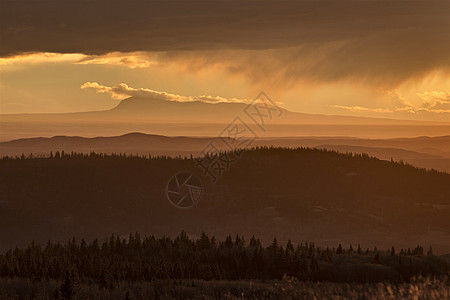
[0,232,447,289]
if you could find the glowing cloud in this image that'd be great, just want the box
[80,82,249,103]
[418,91,450,112]
[334,90,450,114]
[0,52,84,66]
[76,52,156,69]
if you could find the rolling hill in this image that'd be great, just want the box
[1,133,449,172]
[1,147,449,254]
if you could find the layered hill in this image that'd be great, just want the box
[1,133,449,172]
[2,96,450,141]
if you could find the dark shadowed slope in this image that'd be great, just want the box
[1,148,449,254]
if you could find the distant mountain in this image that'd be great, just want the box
[2,96,450,141]
[1,147,449,254]
[111,96,431,125]
[1,133,449,172]
[110,97,250,122]
[0,132,217,158]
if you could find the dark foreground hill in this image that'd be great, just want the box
[0,147,450,253]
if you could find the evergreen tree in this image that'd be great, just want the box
[60,271,76,299]
[357,244,362,254]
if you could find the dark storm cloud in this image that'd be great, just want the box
[1,0,449,84]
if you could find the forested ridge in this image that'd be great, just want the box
[1,147,450,254]
[1,231,447,285]
[1,148,450,299]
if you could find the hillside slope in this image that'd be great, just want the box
[0,148,449,253]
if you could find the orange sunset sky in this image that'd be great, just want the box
[0,0,449,122]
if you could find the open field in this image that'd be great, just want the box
[0,276,448,300]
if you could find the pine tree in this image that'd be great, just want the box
[357,244,362,254]
[285,240,294,255]
[223,235,233,248]
[60,271,76,299]
[310,254,319,272]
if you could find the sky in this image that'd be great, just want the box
[1,0,449,121]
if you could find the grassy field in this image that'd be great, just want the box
[0,276,449,300]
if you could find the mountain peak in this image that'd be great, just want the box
[110,96,251,122]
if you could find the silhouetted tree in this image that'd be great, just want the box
[60,272,76,299]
